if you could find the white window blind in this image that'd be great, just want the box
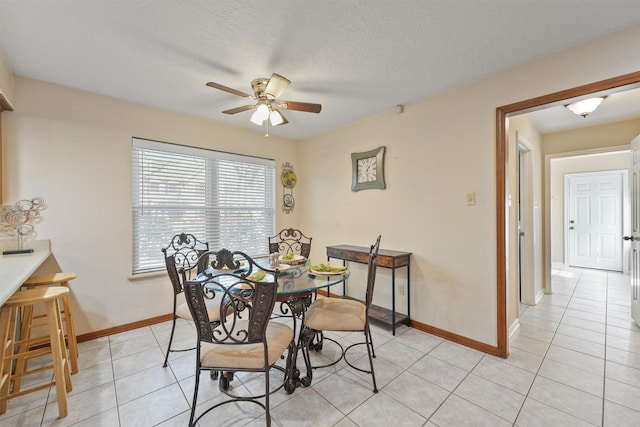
[131,138,276,274]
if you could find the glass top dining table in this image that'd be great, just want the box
[198,257,350,296]
[196,255,348,393]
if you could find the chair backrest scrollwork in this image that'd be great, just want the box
[268,228,312,258]
[184,249,280,346]
[162,233,209,295]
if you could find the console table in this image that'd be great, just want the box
[326,244,411,335]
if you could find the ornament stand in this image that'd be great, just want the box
[1,198,45,256]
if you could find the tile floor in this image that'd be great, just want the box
[2,264,640,426]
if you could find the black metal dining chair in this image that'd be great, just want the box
[268,228,312,258]
[268,228,315,338]
[300,235,381,392]
[161,233,224,368]
[182,248,295,427]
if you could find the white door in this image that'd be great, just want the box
[518,135,535,305]
[629,135,640,327]
[567,171,624,271]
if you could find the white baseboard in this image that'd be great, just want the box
[508,319,520,338]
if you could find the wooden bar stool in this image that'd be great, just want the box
[0,286,72,418]
[22,272,79,374]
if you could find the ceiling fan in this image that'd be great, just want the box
[206,73,321,134]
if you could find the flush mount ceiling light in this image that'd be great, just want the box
[565,96,607,118]
[206,73,321,137]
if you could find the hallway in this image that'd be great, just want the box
[512,264,640,425]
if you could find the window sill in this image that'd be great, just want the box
[128,270,166,281]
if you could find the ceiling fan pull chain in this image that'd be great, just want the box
[264,118,269,137]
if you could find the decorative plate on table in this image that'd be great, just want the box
[279,254,307,264]
[308,266,348,276]
[275,264,292,271]
[238,271,275,286]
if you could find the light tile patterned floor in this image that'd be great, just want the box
[2,265,640,426]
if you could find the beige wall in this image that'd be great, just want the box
[0,53,13,202]
[2,24,640,348]
[2,77,300,334]
[0,53,14,107]
[543,118,640,156]
[299,24,640,346]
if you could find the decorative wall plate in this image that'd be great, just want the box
[281,162,296,213]
[281,168,297,188]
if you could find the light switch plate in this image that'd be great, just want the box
[466,192,476,206]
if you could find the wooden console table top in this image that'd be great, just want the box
[326,245,411,269]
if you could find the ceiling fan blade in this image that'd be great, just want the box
[222,105,255,114]
[280,101,322,113]
[265,73,290,99]
[206,82,251,98]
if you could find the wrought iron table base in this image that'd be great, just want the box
[274,292,316,393]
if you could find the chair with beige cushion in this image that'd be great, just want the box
[300,235,381,392]
[161,233,224,368]
[182,248,295,427]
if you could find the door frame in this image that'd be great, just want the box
[494,71,640,358]
[630,135,640,327]
[564,169,628,272]
[517,134,535,305]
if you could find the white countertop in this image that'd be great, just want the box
[0,240,51,305]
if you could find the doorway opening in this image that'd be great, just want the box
[494,71,640,358]
[546,150,631,278]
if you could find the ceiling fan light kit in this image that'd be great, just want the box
[207,73,321,136]
[269,108,285,126]
[250,103,270,125]
[565,96,606,118]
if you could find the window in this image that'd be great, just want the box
[132,138,275,274]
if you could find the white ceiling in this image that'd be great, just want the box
[0,0,639,140]
[527,87,640,134]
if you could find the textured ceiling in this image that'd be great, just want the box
[0,0,639,140]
